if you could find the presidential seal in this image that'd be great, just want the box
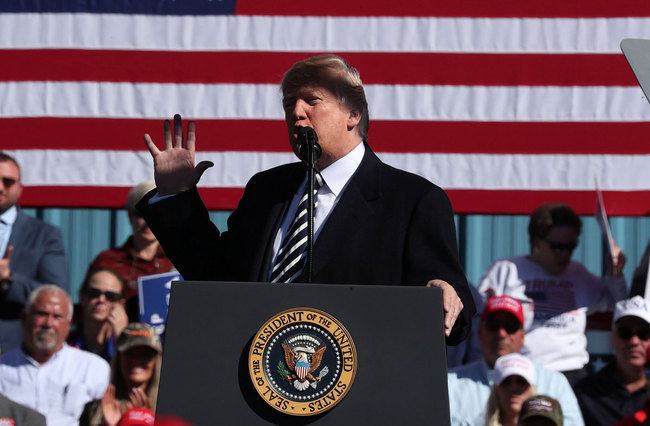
[248,307,357,416]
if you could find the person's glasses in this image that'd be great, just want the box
[543,239,578,253]
[616,326,650,341]
[1,177,17,189]
[483,319,522,334]
[84,287,122,302]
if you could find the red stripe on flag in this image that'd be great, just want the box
[0,50,637,86]
[446,190,650,215]
[18,186,245,209]
[4,118,650,155]
[235,0,650,17]
[19,186,650,215]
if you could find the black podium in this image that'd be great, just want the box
[156,281,450,425]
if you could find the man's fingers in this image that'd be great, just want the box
[186,120,197,153]
[445,300,463,331]
[426,279,463,337]
[163,119,172,150]
[173,114,183,148]
[3,245,12,260]
[143,134,161,157]
[195,161,214,179]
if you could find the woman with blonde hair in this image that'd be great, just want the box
[485,353,537,426]
[80,323,163,426]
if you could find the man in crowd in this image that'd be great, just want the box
[0,285,109,425]
[447,295,584,425]
[574,296,650,425]
[0,152,68,353]
[613,347,650,426]
[137,55,475,344]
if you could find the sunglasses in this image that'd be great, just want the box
[1,177,17,188]
[483,319,522,334]
[543,238,578,253]
[84,287,122,302]
[616,326,650,341]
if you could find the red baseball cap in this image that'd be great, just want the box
[117,408,155,426]
[481,295,524,326]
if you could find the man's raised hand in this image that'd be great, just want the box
[144,114,213,196]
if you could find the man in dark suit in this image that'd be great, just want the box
[0,153,68,352]
[137,55,475,344]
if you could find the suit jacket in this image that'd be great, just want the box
[138,146,475,344]
[0,209,68,352]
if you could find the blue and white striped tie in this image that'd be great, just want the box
[270,173,324,283]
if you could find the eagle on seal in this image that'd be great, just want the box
[282,343,326,384]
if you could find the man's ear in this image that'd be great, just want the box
[347,109,361,130]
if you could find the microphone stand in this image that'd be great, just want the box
[299,127,321,283]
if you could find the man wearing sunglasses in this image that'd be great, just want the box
[0,152,68,354]
[478,202,627,386]
[448,295,584,426]
[574,296,650,426]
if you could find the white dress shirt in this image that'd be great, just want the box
[269,142,365,275]
[0,205,17,257]
[0,344,110,426]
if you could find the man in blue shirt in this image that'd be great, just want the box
[447,295,584,425]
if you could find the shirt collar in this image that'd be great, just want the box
[319,142,365,197]
[0,205,17,226]
[20,342,67,367]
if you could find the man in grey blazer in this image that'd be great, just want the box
[137,55,475,344]
[0,153,68,353]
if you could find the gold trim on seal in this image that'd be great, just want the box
[248,307,357,416]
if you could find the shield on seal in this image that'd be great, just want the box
[296,361,310,380]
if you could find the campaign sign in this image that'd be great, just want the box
[137,271,183,336]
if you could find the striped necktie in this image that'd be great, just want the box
[270,173,324,283]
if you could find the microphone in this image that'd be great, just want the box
[297,127,322,161]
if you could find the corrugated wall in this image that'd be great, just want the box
[21,208,650,302]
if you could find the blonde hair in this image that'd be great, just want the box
[485,385,537,426]
[281,54,369,140]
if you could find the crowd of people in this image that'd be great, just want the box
[448,200,650,425]
[1,53,650,426]
[0,152,179,425]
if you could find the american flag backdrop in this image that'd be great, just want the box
[2,1,650,215]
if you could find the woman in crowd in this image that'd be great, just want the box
[68,267,128,361]
[486,353,537,426]
[80,322,163,426]
[88,181,175,321]
[478,202,626,385]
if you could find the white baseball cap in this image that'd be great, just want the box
[493,353,536,387]
[612,296,650,327]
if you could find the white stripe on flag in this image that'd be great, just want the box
[7,149,650,191]
[2,82,649,122]
[1,14,650,53]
